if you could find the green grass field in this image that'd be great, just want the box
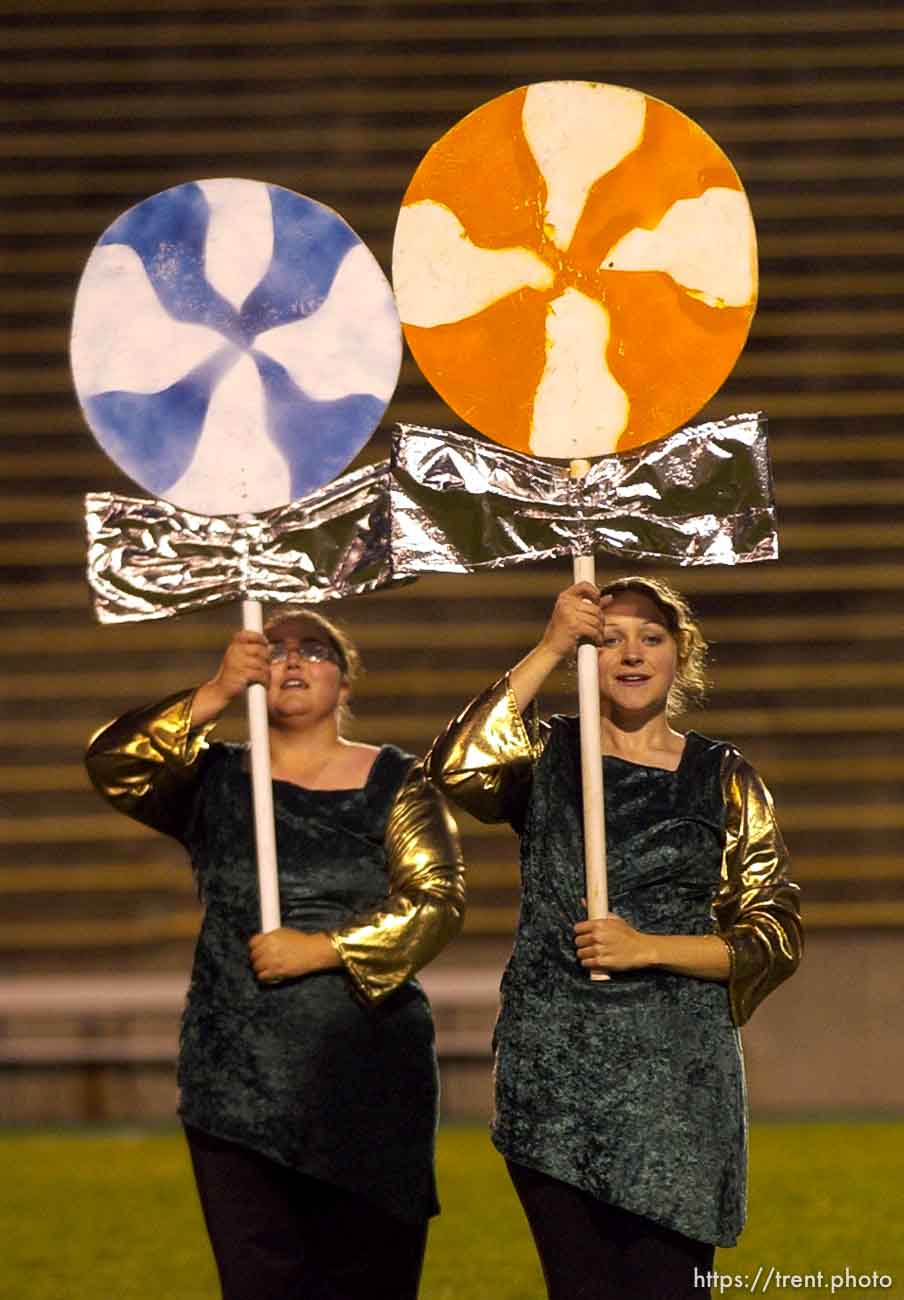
[1,1123,901,1299]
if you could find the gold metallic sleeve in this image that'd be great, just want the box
[424,674,547,826]
[84,689,213,839]
[330,762,466,1004]
[713,750,803,1026]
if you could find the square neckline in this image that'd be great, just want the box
[238,743,394,796]
[603,731,695,776]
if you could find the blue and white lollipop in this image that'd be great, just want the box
[71,178,401,516]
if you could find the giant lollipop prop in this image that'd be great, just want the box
[391,82,773,973]
[72,178,402,931]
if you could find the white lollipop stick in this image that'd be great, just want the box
[571,460,609,983]
[242,599,281,932]
[572,555,609,983]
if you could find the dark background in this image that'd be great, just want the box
[1,0,902,1114]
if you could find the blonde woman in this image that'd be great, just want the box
[427,577,802,1300]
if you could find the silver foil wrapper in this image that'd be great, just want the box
[390,412,778,573]
[86,460,404,623]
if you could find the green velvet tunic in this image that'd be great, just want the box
[175,741,440,1225]
[493,715,746,1246]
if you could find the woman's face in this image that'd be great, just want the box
[596,591,678,717]
[264,619,348,726]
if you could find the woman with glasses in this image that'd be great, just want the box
[426,577,802,1300]
[86,609,465,1300]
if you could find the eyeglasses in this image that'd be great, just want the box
[268,638,344,669]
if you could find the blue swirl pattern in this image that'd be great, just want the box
[74,180,399,514]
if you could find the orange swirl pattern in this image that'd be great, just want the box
[393,82,757,458]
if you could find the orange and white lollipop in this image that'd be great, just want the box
[392,81,757,458]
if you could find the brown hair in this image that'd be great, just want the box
[263,607,360,683]
[599,576,709,715]
[263,608,361,731]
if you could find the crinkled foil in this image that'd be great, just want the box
[86,460,405,623]
[390,412,778,573]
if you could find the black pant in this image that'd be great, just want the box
[507,1159,716,1300]
[184,1124,428,1300]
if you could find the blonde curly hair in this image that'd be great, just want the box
[599,576,709,716]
